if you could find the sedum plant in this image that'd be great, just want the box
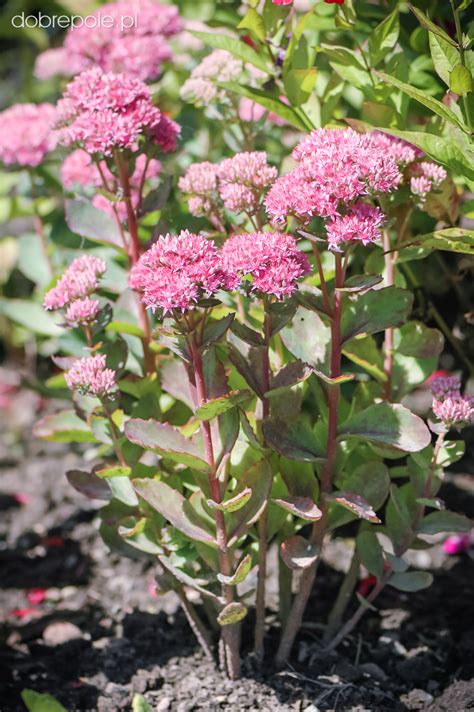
[0,0,472,682]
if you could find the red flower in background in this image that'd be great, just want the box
[272,0,293,4]
[325,0,345,3]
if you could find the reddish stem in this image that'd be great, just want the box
[382,229,394,401]
[275,253,344,668]
[189,331,241,679]
[254,304,272,660]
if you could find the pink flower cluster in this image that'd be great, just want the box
[238,98,285,126]
[431,375,474,429]
[35,0,182,83]
[222,232,310,298]
[179,152,276,221]
[180,50,243,105]
[410,162,447,205]
[265,128,402,227]
[326,204,385,251]
[56,67,179,156]
[61,150,161,222]
[64,298,101,327]
[372,132,422,167]
[0,103,57,167]
[43,255,106,315]
[65,354,117,397]
[129,231,232,314]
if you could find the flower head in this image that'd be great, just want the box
[44,255,107,311]
[326,204,384,251]
[431,375,474,429]
[65,354,117,397]
[35,0,182,83]
[218,152,277,212]
[56,67,169,156]
[222,232,310,298]
[432,396,474,428]
[0,103,57,167]
[409,161,447,206]
[265,128,401,224]
[64,297,100,327]
[180,50,242,106]
[129,231,230,314]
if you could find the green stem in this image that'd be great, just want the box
[323,549,360,644]
[450,0,473,131]
[382,228,394,401]
[28,171,53,278]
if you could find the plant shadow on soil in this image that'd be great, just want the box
[0,441,473,711]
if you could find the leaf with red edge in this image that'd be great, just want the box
[326,491,381,523]
[280,536,319,570]
[273,496,323,522]
[125,419,209,473]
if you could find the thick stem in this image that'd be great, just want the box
[323,549,360,644]
[28,171,53,278]
[382,228,394,401]
[189,333,241,679]
[254,305,272,660]
[275,254,344,668]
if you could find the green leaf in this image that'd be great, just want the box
[108,476,139,507]
[132,694,152,712]
[191,31,271,74]
[396,322,444,358]
[221,82,309,130]
[106,320,145,338]
[237,8,266,42]
[0,299,63,337]
[388,571,434,592]
[218,554,253,585]
[66,469,111,500]
[416,497,445,510]
[326,492,381,523]
[280,535,318,570]
[368,9,400,67]
[401,227,474,255]
[133,478,215,545]
[21,690,68,712]
[339,403,431,452]
[284,67,318,106]
[195,390,251,421]
[357,530,384,580]
[267,360,314,396]
[378,130,474,184]
[341,287,413,345]
[450,64,473,96]
[208,487,252,513]
[65,199,125,250]
[96,465,132,478]
[217,602,248,626]
[342,336,386,382]
[202,313,235,347]
[34,410,98,443]
[119,518,162,555]
[281,306,331,370]
[376,71,469,132]
[429,32,459,86]
[125,419,209,473]
[417,511,472,535]
[273,496,323,522]
[158,554,219,600]
[263,419,325,462]
[337,275,383,293]
[407,4,457,48]
[228,459,273,546]
[230,321,264,347]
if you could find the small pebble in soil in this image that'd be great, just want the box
[43,621,83,645]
